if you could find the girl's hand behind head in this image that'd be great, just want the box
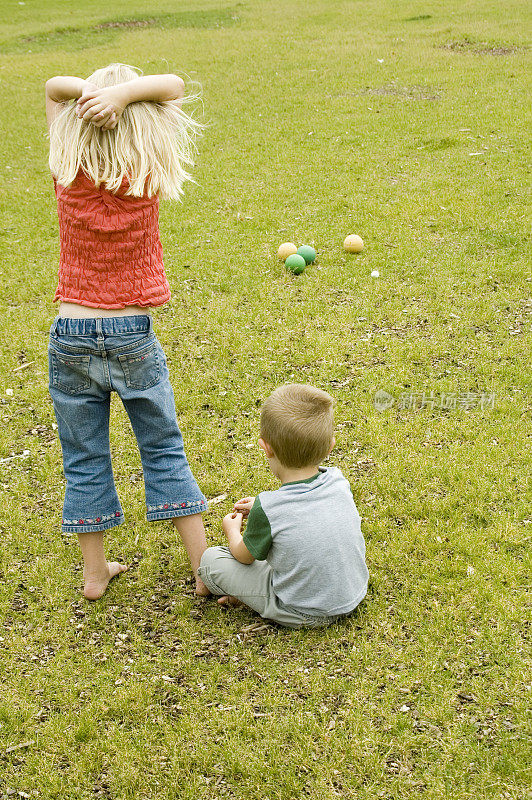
[101,112,118,130]
[76,85,127,128]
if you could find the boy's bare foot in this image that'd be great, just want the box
[83,562,127,600]
[217,595,244,607]
[195,576,210,597]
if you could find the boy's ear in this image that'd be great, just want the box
[328,436,336,455]
[258,437,274,458]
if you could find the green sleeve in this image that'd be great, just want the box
[243,496,273,560]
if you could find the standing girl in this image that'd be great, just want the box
[45,63,209,599]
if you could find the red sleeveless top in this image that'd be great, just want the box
[53,170,170,309]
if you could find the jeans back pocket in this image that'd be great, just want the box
[50,350,91,395]
[118,343,161,390]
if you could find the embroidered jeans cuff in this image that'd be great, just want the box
[61,511,124,533]
[146,499,207,521]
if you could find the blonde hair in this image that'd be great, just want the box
[48,63,203,199]
[260,384,335,469]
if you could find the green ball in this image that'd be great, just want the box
[285,254,306,274]
[297,245,317,264]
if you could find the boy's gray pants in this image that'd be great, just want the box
[198,546,338,629]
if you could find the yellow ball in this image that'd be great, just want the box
[344,234,364,253]
[277,242,298,261]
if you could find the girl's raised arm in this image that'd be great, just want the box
[119,74,185,104]
[45,76,90,129]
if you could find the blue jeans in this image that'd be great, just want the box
[48,315,207,533]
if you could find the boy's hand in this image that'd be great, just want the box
[222,512,255,565]
[223,512,243,535]
[76,85,128,128]
[232,497,255,517]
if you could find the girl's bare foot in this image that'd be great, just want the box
[83,562,127,600]
[217,595,244,607]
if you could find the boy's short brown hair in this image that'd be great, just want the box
[260,384,335,469]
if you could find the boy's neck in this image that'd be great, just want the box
[275,463,321,485]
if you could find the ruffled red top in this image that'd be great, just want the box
[53,170,170,309]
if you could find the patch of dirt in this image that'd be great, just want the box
[95,19,156,30]
[158,692,185,717]
[94,10,239,32]
[93,772,112,799]
[442,40,524,56]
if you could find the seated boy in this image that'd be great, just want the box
[198,384,369,628]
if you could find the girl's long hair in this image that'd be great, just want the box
[48,63,203,199]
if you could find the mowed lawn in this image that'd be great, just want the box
[0,1,530,798]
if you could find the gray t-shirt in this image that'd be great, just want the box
[243,467,369,616]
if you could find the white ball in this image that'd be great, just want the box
[371,270,380,278]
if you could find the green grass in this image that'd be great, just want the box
[0,0,531,798]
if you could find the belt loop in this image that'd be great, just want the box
[96,317,104,342]
[148,315,154,334]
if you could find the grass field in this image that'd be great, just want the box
[0,0,531,798]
